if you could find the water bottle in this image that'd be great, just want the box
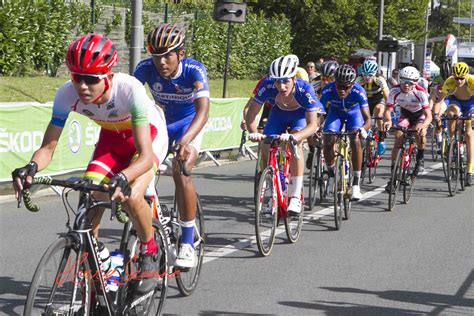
[279,171,286,192]
[98,242,111,274]
[107,251,124,292]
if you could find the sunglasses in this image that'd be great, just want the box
[273,78,292,84]
[71,73,108,85]
[399,78,416,85]
[321,76,333,81]
[454,77,465,81]
[335,83,352,91]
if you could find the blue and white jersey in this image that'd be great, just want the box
[252,77,325,114]
[134,58,210,124]
[319,82,369,112]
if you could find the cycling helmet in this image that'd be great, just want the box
[334,64,357,85]
[320,61,339,77]
[269,54,299,79]
[440,61,452,80]
[147,23,186,56]
[418,77,429,90]
[360,60,379,76]
[452,62,469,78]
[66,34,117,74]
[399,66,420,81]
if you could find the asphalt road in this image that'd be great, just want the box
[0,148,473,315]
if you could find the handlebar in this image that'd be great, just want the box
[263,134,300,160]
[389,127,418,134]
[17,176,128,223]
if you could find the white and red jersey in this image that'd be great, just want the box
[387,84,429,113]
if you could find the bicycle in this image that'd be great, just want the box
[254,135,304,256]
[446,116,471,196]
[156,153,205,297]
[20,176,168,315]
[387,127,418,211]
[361,118,383,184]
[436,115,450,181]
[429,122,439,162]
[324,130,353,230]
[307,133,327,210]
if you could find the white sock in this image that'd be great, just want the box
[289,176,303,198]
[436,133,442,143]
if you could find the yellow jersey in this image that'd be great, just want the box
[296,67,309,82]
[441,74,474,95]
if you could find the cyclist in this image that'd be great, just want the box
[383,66,432,191]
[134,23,210,267]
[11,34,168,294]
[296,66,310,82]
[306,60,339,169]
[430,60,452,152]
[356,59,389,155]
[245,54,325,215]
[435,62,474,186]
[321,64,372,201]
[241,76,271,133]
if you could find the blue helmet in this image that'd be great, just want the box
[360,60,379,76]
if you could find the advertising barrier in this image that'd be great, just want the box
[0,98,248,182]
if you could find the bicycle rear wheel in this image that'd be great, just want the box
[307,147,321,209]
[176,196,205,296]
[333,156,343,230]
[24,236,93,315]
[447,141,459,196]
[255,166,278,256]
[402,150,416,204]
[388,148,403,211]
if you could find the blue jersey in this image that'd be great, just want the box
[319,82,368,112]
[253,78,325,114]
[134,58,210,124]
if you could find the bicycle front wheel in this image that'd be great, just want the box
[441,136,448,180]
[24,236,92,315]
[402,150,416,204]
[333,156,343,230]
[307,147,321,209]
[430,125,439,162]
[255,166,278,256]
[176,196,205,296]
[344,158,353,220]
[388,148,403,211]
[285,191,304,243]
[447,141,459,196]
[368,140,378,184]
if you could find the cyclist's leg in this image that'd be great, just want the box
[446,99,462,138]
[322,109,343,176]
[373,102,386,148]
[386,112,407,190]
[413,113,427,175]
[347,109,364,200]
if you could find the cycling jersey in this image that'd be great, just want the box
[387,85,429,113]
[356,75,388,98]
[296,67,309,82]
[52,73,168,183]
[252,77,271,129]
[134,57,210,124]
[320,82,369,132]
[253,77,325,135]
[441,74,474,95]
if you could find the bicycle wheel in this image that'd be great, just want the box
[360,139,369,185]
[176,196,205,296]
[368,140,378,184]
[333,155,343,230]
[344,158,353,220]
[319,158,327,203]
[447,141,459,196]
[402,150,416,204]
[441,135,448,181]
[24,236,93,315]
[430,125,438,162]
[307,147,321,209]
[255,166,278,256]
[125,219,169,314]
[284,189,304,243]
[388,148,403,211]
[253,144,262,204]
[459,144,466,191]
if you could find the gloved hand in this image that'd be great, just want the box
[359,128,368,139]
[248,132,264,142]
[279,133,294,143]
[12,161,38,194]
[108,172,132,200]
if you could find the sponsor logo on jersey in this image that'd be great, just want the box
[153,82,163,93]
[106,102,115,110]
[82,109,94,117]
[68,120,81,154]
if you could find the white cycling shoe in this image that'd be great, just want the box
[287,197,302,216]
[351,185,362,201]
[174,243,196,269]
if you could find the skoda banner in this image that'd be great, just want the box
[0,99,248,182]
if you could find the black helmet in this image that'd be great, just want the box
[320,61,339,77]
[440,61,453,80]
[335,64,357,85]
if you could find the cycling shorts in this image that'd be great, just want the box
[167,113,204,153]
[84,123,168,184]
[448,95,474,116]
[323,107,364,133]
[263,106,307,135]
[368,95,385,114]
[397,108,425,128]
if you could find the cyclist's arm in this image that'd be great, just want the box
[382,87,390,102]
[241,99,252,131]
[245,98,263,133]
[121,123,154,183]
[178,96,210,147]
[361,106,372,131]
[293,111,318,141]
[31,123,63,171]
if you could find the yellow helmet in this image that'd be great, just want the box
[452,62,470,78]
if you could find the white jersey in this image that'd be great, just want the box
[387,84,429,113]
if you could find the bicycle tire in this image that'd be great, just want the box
[25,236,93,315]
[344,158,353,220]
[360,139,369,185]
[284,189,304,243]
[333,155,343,230]
[447,141,459,196]
[403,150,416,204]
[388,148,403,211]
[319,159,327,203]
[307,147,321,209]
[441,136,448,181]
[176,196,205,296]
[459,142,466,191]
[430,126,438,162]
[255,166,278,256]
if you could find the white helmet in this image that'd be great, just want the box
[399,66,420,81]
[269,54,299,79]
[418,77,428,90]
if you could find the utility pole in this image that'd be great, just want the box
[422,2,430,77]
[129,0,143,75]
[377,0,384,64]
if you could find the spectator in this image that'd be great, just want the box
[388,68,399,89]
[306,61,318,82]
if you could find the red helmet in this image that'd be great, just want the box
[66,34,117,74]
